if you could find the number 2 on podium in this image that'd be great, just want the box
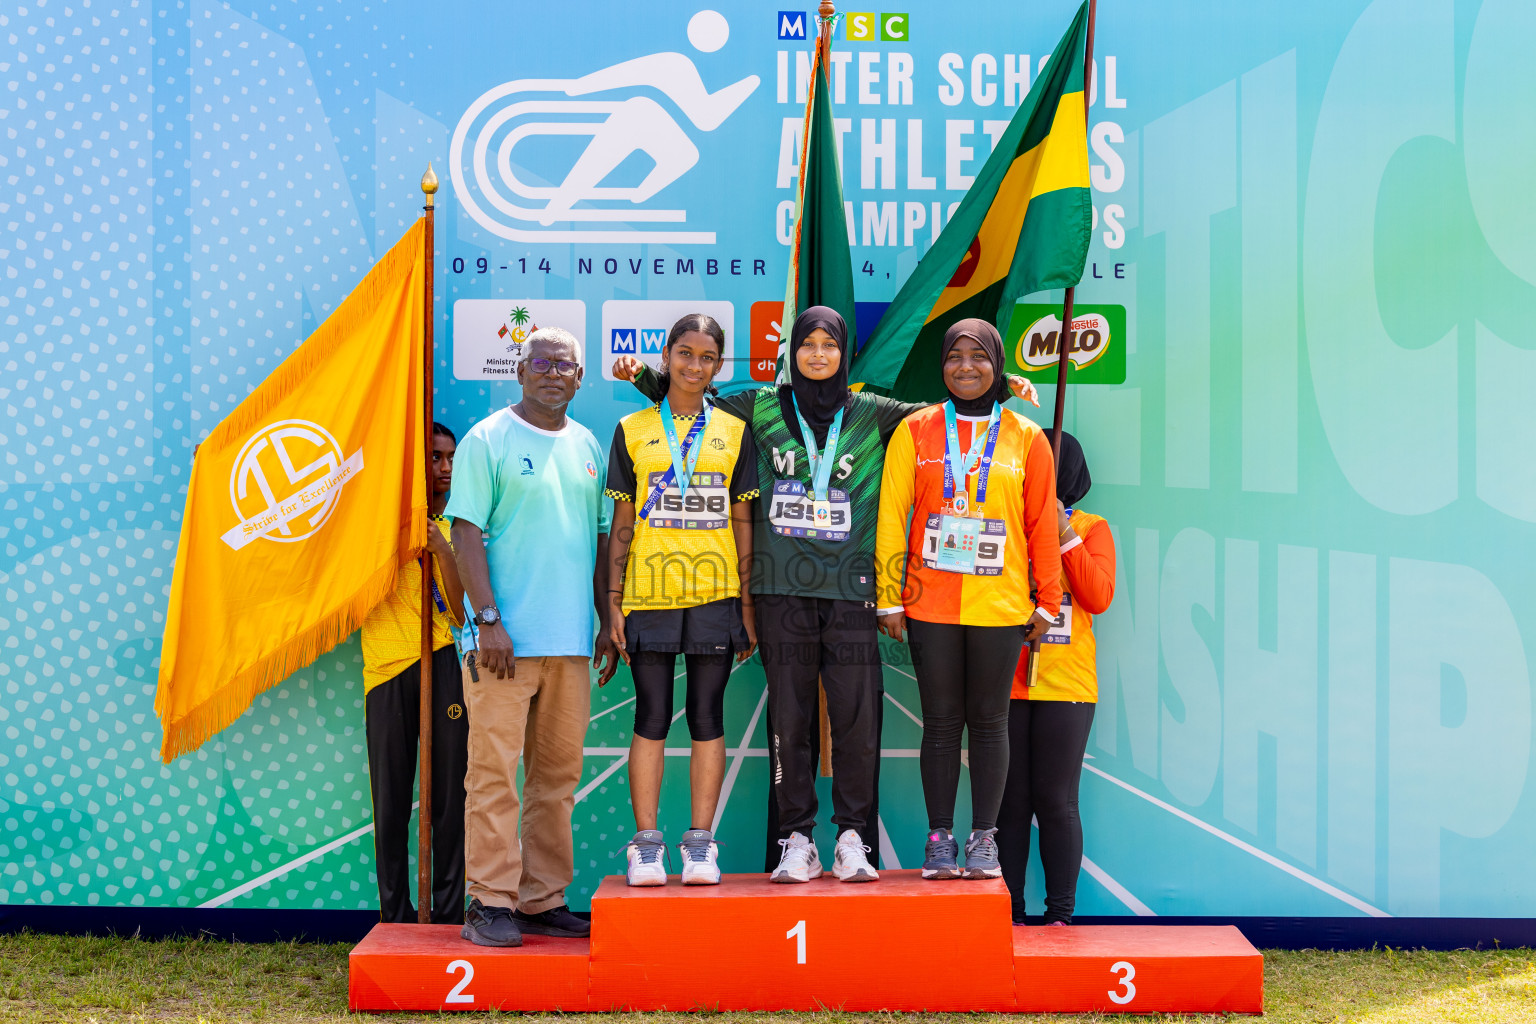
[786,920,806,964]
[445,959,475,1004]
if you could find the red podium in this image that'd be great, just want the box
[349,871,1262,1013]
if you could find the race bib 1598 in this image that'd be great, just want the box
[645,471,730,530]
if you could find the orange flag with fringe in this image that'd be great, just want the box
[156,220,428,762]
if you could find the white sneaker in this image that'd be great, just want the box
[770,831,823,883]
[624,829,668,886]
[678,828,722,885]
[832,829,879,882]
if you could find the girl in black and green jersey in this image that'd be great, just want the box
[615,306,1036,884]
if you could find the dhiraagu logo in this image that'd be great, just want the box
[449,10,759,245]
[1005,303,1127,385]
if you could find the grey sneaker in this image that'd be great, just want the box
[624,829,669,886]
[921,828,960,879]
[461,898,523,947]
[678,828,721,885]
[963,827,1002,879]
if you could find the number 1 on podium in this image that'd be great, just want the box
[786,920,806,965]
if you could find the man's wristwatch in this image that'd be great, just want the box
[474,606,501,628]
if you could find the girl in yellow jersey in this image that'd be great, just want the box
[875,319,1062,881]
[605,314,759,887]
[999,431,1115,924]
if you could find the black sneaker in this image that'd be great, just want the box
[461,898,522,947]
[513,905,591,938]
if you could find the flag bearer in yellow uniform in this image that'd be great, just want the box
[361,422,466,924]
[1000,431,1115,925]
[605,314,760,887]
[875,320,1061,882]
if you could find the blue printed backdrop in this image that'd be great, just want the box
[2,0,1534,920]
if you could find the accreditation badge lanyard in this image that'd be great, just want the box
[793,396,844,530]
[942,401,1002,516]
[426,515,448,614]
[640,398,710,522]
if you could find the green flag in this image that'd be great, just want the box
[850,2,1092,399]
[775,16,856,381]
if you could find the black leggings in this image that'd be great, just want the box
[907,619,1025,833]
[631,650,733,741]
[998,699,1096,923]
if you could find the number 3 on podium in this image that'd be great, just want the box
[786,920,807,965]
[1108,960,1136,1004]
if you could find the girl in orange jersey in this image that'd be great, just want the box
[875,319,1061,881]
[998,431,1114,924]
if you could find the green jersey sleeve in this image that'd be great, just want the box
[870,394,930,444]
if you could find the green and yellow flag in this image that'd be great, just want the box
[851,2,1091,398]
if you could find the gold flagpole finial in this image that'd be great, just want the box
[819,0,835,18]
[421,162,439,209]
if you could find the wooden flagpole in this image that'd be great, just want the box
[417,164,438,923]
[1028,0,1096,687]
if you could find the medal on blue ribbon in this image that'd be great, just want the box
[942,401,1002,517]
[792,395,844,530]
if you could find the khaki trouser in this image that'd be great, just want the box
[462,654,591,914]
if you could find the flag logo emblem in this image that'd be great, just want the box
[586,460,598,479]
[222,419,365,551]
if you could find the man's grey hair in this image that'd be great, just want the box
[521,326,582,366]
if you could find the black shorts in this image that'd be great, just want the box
[624,597,749,655]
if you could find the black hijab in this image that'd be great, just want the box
[783,305,851,445]
[941,318,1009,415]
[1052,429,1092,508]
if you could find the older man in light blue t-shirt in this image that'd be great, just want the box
[447,326,617,948]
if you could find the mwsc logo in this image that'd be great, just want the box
[777,11,909,40]
[450,10,759,245]
[610,328,668,356]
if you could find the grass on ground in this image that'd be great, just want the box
[1,932,1534,1023]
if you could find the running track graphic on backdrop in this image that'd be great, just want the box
[449,10,760,244]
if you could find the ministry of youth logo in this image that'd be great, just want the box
[221,420,365,551]
[449,10,758,245]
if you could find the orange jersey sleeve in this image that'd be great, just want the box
[1063,516,1116,615]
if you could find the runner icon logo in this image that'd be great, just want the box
[449,10,759,246]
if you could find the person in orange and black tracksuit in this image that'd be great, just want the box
[999,430,1115,925]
